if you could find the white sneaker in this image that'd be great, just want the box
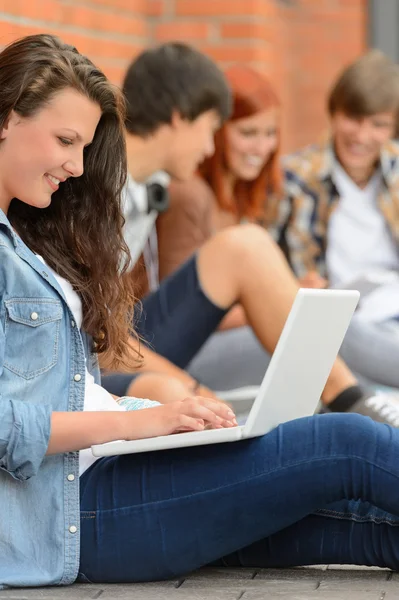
[349,394,399,427]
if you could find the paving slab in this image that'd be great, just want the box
[0,566,398,600]
[241,593,384,600]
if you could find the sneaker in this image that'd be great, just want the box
[348,394,399,427]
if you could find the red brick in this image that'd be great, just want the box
[176,0,272,18]
[203,44,271,64]
[155,22,209,42]
[71,0,146,12]
[220,22,270,41]
[62,6,148,38]
[0,0,368,154]
[95,62,136,84]
[0,21,47,44]
[146,0,164,16]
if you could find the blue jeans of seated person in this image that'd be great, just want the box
[79,413,399,583]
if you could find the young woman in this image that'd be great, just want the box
[3,34,399,590]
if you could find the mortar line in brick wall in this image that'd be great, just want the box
[0,13,148,45]
[152,29,270,46]
[145,19,156,42]
[196,39,271,48]
[209,22,220,43]
[163,0,176,20]
[166,15,272,23]
[151,15,272,25]
[60,0,148,20]
[60,0,148,19]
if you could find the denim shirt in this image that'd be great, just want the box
[0,209,99,588]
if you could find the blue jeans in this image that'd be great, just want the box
[79,413,399,583]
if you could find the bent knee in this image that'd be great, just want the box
[127,372,191,403]
[213,223,281,257]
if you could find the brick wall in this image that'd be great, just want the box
[0,0,367,152]
[0,0,151,84]
[152,0,368,151]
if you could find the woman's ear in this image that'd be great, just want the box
[0,111,19,140]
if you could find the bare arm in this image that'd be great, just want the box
[47,397,237,455]
[47,411,127,454]
[157,177,214,280]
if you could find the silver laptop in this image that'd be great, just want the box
[92,288,359,457]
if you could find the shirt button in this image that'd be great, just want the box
[69,525,77,534]
[73,374,82,382]
[42,271,48,278]
[30,312,39,321]
[71,320,76,328]
[67,474,75,482]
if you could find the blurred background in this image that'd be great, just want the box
[0,0,393,153]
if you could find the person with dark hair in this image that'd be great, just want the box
[123,42,231,139]
[105,52,399,426]
[280,50,399,400]
[7,33,399,589]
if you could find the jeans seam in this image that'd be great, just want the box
[314,508,399,525]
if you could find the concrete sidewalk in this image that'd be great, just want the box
[0,565,396,599]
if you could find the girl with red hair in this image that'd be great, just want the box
[200,64,281,222]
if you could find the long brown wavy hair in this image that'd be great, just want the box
[1,34,138,369]
[199,65,282,221]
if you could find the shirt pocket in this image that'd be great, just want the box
[4,298,63,380]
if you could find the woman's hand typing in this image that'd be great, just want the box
[123,396,238,440]
[47,396,237,455]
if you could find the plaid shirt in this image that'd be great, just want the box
[272,141,399,278]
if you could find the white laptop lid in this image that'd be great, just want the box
[243,288,359,438]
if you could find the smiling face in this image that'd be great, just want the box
[0,87,102,214]
[331,110,396,180]
[224,107,279,182]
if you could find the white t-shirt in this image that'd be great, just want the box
[37,257,125,475]
[327,161,398,284]
[121,172,170,291]
[121,176,158,275]
[327,162,399,322]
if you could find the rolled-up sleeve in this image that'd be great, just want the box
[0,319,51,481]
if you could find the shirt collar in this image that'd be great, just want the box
[380,143,399,187]
[314,140,398,188]
[0,208,19,248]
[313,141,336,182]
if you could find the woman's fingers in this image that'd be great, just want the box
[194,396,237,422]
[174,414,206,432]
[181,396,237,426]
